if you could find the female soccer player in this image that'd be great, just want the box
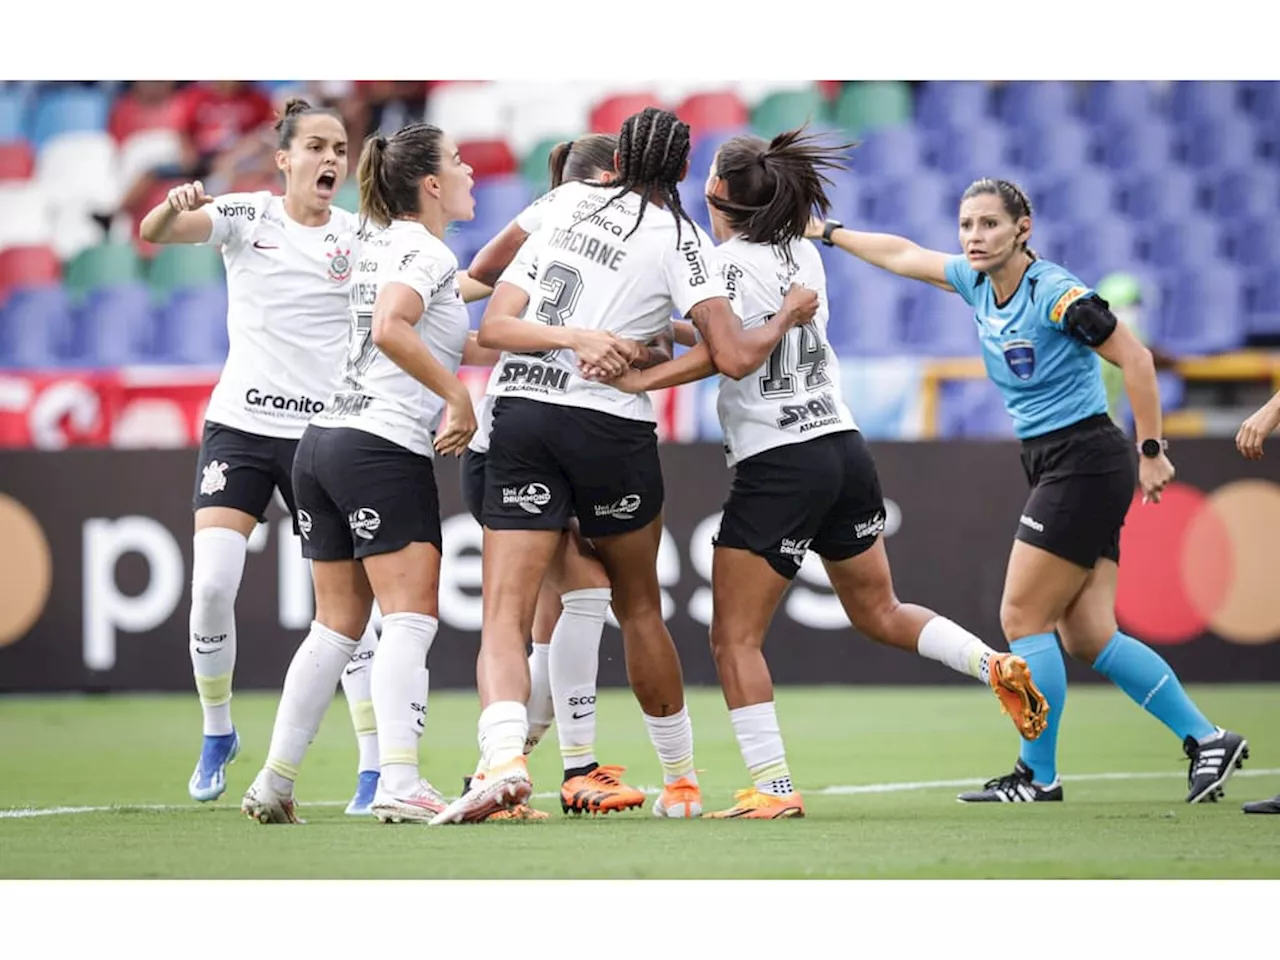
[431,107,818,824]
[139,98,382,812]
[240,122,482,824]
[460,134,655,818]
[605,130,1048,819]
[812,178,1248,804]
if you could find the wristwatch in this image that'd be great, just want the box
[1139,438,1168,458]
[821,219,843,246]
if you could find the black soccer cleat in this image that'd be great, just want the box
[1184,729,1249,803]
[957,759,1064,803]
[1242,794,1280,815]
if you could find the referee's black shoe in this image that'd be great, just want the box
[957,759,1064,803]
[1242,794,1280,814]
[1183,728,1249,804]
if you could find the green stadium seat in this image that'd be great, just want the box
[521,137,562,196]
[751,88,829,138]
[334,178,359,216]
[148,244,224,298]
[63,243,143,300]
[833,81,913,136]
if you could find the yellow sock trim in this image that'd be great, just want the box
[348,700,376,736]
[380,749,418,767]
[749,760,791,785]
[266,758,298,781]
[195,674,232,708]
[661,754,695,780]
[561,744,594,760]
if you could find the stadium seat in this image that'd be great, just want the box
[900,283,978,357]
[0,141,33,181]
[1220,215,1280,269]
[155,285,229,366]
[864,174,951,231]
[833,81,912,136]
[457,139,517,181]
[925,120,1009,178]
[64,243,144,299]
[853,126,923,177]
[995,81,1078,125]
[0,183,53,251]
[117,128,185,187]
[1081,80,1159,127]
[1114,166,1197,222]
[1006,118,1092,175]
[29,87,110,148]
[1134,215,1219,269]
[147,243,224,297]
[71,282,158,367]
[938,378,1015,438]
[687,132,732,183]
[1056,216,1138,282]
[915,81,990,133]
[822,255,907,357]
[0,245,60,304]
[1036,168,1115,223]
[1168,81,1240,125]
[50,208,107,263]
[1240,81,1280,123]
[1092,118,1174,173]
[1207,166,1280,219]
[35,130,120,214]
[520,138,562,197]
[426,83,506,143]
[750,87,828,138]
[1175,115,1258,170]
[734,80,816,110]
[1243,266,1280,339]
[334,178,359,215]
[462,175,533,241]
[503,87,591,157]
[675,179,713,237]
[0,87,30,143]
[1154,263,1245,354]
[589,93,665,135]
[677,92,749,140]
[0,283,70,368]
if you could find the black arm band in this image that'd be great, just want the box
[1062,294,1118,347]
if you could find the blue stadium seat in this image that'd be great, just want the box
[822,254,906,357]
[1134,215,1219,269]
[1036,168,1114,223]
[925,120,1009,178]
[995,81,1078,126]
[1174,116,1258,170]
[900,283,976,357]
[156,286,229,366]
[0,284,70,368]
[1207,166,1279,219]
[1081,81,1158,127]
[863,174,950,230]
[0,87,30,143]
[29,88,110,149]
[465,175,533,240]
[822,167,862,226]
[1167,81,1240,126]
[853,126,923,177]
[915,81,990,133]
[1221,215,1280,269]
[1240,81,1280,123]
[1056,216,1138,282]
[1115,166,1198,222]
[1007,118,1092,175]
[1092,118,1174,173]
[72,282,157,367]
[937,379,1014,439]
[1153,264,1245,354]
[1243,266,1280,338]
[676,179,713,236]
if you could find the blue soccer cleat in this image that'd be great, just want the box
[188,730,241,802]
[345,770,381,816]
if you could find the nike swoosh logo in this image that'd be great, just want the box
[344,665,367,675]
[195,647,220,655]
[253,241,279,250]
[571,711,594,720]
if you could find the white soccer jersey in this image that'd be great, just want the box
[311,219,470,458]
[200,191,360,440]
[714,236,857,467]
[485,181,727,423]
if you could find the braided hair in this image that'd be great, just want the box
[577,107,697,247]
[961,178,1038,260]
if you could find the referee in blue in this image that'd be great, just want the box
[811,178,1249,804]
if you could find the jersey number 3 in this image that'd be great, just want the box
[530,262,584,362]
[759,322,830,399]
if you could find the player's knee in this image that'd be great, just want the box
[191,568,240,618]
[999,598,1054,643]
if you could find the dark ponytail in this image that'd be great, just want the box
[357,135,391,229]
[274,97,343,149]
[548,134,618,189]
[709,126,852,265]
[356,123,445,232]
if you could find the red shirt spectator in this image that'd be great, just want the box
[109,81,185,142]
[176,81,274,160]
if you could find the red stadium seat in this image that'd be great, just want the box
[458,139,517,180]
[128,176,185,259]
[590,93,665,135]
[0,244,61,303]
[0,142,34,181]
[676,92,749,138]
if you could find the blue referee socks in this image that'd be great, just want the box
[1092,631,1216,742]
[1010,632,1067,785]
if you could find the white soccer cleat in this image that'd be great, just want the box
[652,776,703,818]
[241,771,303,825]
[370,779,448,824]
[430,758,532,825]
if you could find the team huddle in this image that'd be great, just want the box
[141,96,1268,825]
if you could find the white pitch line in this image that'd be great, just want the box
[3,767,1278,820]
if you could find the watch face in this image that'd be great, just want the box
[1141,439,1161,457]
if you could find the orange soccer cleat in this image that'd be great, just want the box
[561,764,646,816]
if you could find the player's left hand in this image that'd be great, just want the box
[1139,452,1175,504]
[433,392,477,457]
[1236,401,1280,460]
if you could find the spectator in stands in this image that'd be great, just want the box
[175,81,275,179]
[109,81,185,143]
[1095,272,1178,424]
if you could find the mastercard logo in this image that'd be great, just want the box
[0,493,53,647]
[1116,479,1280,645]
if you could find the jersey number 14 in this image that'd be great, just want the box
[759,322,830,399]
